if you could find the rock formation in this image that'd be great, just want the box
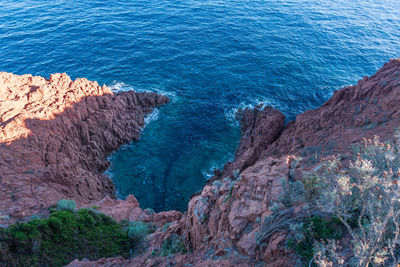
[179,58,400,266]
[180,59,400,265]
[0,72,169,223]
[2,58,400,266]
[68,59,400,266]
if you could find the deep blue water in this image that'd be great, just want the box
[1,0,399,211]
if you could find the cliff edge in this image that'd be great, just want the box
[2,58,400,266]
[0,72,169,223]
[68,59,400,266]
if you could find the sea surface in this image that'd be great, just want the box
[1,0,400,211]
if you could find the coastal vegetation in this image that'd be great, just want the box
[3,135,399,267]
[160,234,187,256]
[0,200,149,266]
[288,134,400,266]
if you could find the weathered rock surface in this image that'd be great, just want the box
[0,72,169,223]
[223,106,285,174]
[4,59,400,266]
[267,59,400,158]
[92,195,182,227]
[177,59,400,266]
[70,59,400,266]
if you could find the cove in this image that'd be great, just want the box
[1,0,400,211]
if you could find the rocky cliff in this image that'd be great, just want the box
[179,59,400,266]
[0,72,169,223]
[68,59,400,266]
[2,59,400,266]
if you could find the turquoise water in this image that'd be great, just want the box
[1,0,399,211]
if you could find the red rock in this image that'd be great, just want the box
[267,59,400,159]
[157,58,400,266]
[5,58,400,266]
[0,72,169,223]
[91,194,182,227]
[222,106,285,175]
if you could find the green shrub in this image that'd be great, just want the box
[160,234,187,256]
[0,208,131,266]
[232,169,242,181]
[257,207,300,247]
[286,215,342,263]
[56,199,76,212]
[127,221,149,246]
[224,181,235,203]
[0,212,10,221]
[30,214,41,220]
[162,222,172,232]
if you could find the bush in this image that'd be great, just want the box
[56,199,76,212]
[306,134,400,266]
[127,221,149,246]
[0,212,10,221]
[286,215,342,263]
[160,234,187,256]
[257,207,300,247]
[0,208,131,266]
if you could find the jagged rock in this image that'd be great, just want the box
[0,72,169,223]
[3,59,400,266]
[160,59,400,266]
[69,59,400,266]
[222,106,284,175]
[92,194,182,227]
[267,59,400,158]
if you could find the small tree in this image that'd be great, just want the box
[308,135,400,266]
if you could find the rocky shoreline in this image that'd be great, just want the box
[1,58,400,266]
[0,72,170,224]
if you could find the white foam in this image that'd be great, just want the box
[151,88,178,103]
[224,97,276,128]
[109,81,133,92]
[108,81,178,103]
[201,165,220,181]
[200,157,233,181]
[144,108,160,127]
[103,169,114,179]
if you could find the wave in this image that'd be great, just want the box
[108,81,132,92]
[223,97,277,128]
[144,108,160,127]
[108,81,178,103]
[200,153,236,181]
[201,163,222,181]
[103,163,114,179]
[223,86,336,128]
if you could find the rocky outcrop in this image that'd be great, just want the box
[222,106,285,175]
[0,72,169,223]
[92,195,182,228]
[176,59,400,266]
[267,59,400,158]
[70,59,400,266]
[4,59,400,266]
